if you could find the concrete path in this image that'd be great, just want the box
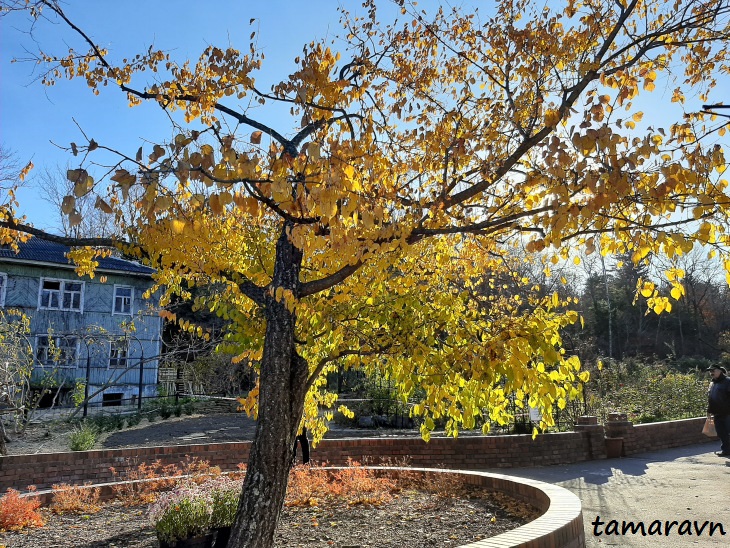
[491,442,729,547]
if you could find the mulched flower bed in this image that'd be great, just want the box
[1,487,538,547]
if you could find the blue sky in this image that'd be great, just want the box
[1,0,407,231]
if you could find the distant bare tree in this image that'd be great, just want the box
[0,144,28,207]
[38,165,117,238]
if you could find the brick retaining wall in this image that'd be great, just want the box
[606,416,711,456]
[0,416,715,492]
[312,431,591,469]
[0,443,251,492]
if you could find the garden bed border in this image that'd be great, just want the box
[22,466,585,548]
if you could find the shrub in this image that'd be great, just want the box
[285,466,332,507]
[50,483,101,515]
[127,413,142,427]
[110,457,223,506]
[110,460,182,506]
[285,462,394,508]
[109,413,125,430]
[333,463,395,506]
[149,476,243,544]
[585,359,708,423]
[0,488,44,532]
[159,402,173,419]
[69,422,98,451]
[88,414,112,432]
[183,401,196,415]
[149,485,215,544]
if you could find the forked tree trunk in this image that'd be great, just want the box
[227,224,308,548]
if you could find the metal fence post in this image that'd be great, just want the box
[83,354,91,417]
[138,351,144,411]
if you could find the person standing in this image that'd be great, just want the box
[293,426,310,464]
[706,365,730,457]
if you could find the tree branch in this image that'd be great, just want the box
[0,219,119,248]
[304,344,392,393]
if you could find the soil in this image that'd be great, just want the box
[0,413,540,547]
[0,487,537,548]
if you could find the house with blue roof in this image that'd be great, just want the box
[0,238,161,407]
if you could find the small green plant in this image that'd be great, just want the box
[71,378,86,407]
[159,401,173,419]
[108,413,125,430]
[69,422,98,451]
[183,400,196,415]
[174,404,183,417]
[126,413,142,427]
[88,414,111,432]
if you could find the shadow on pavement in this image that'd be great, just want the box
[501,442,720,486]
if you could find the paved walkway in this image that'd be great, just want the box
[490,442,729,547]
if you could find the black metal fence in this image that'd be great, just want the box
[332,389,590,435]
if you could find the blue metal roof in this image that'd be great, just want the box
[0,238,155,276]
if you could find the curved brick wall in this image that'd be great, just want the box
[369,467,584,548]
[23,466,586,548]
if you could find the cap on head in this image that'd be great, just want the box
[706,365,727,374]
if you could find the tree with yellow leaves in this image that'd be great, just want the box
[2,0,730,545]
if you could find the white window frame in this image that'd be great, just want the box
[38,277,85,312]
[0,272,6,307]
[112,285,134,315]
[109,338,130,368]
[35,335,79,368]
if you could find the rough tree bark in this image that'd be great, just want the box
[228,222,309,548]
[0,421,8,456]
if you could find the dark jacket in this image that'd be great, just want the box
[708,374,730,416]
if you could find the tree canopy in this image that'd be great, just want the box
[1,0,729,545]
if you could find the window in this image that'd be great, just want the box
[113,285,133,315]
[102,393,123,407]
[36,335,78,367]
[39,278,83,312]
[0,273,6,307]
[109,339,129,368]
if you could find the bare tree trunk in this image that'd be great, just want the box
[598,247,613,360]
[0,420,8,456]
[227,224,309,548]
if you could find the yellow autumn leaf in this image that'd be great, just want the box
[171,219,186,234]
[19,160,34,181]
[544,109,560,126]
[640,282,655,298]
